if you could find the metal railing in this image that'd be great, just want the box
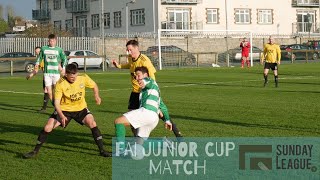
[161,0,202,4]
[161,21,203,30]
[32,9,51,20]
[292,0,319,7]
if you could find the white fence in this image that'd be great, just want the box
[0,37,103,55]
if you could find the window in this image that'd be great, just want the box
[86,51,98,56]
[235,9,251,24]
[75,51,84,56]
[104,13,110,28]
[91,14,99,29]
[54,20,62,31]
[206,8,218,24]
[114,11,121,28]
[54,0,61,10]
[257,9,272,24]
[131,9,145,26]
[167,8,190,30]
[65,19,73,31]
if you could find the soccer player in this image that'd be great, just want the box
[31,34,67,104]
[114,66,173,152]
[240,37,251,68]
[112,40,183,138]
[23,64,112,158]
[261,36,281,87]
[26,47,49,113]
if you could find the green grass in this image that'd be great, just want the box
[0,63,319,179]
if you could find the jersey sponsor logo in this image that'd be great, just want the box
[44,50,59,55]
[70,92,83,102]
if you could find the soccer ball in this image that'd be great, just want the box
[130,143,145,160]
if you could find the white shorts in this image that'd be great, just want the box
[44,74,60,87]
[123,108,159,138]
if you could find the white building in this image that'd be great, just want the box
[32,0,320,37]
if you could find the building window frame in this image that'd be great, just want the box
[65,19,73,31]
[130,9,145,26]
[91,14,100,29]
[114,11,122,28]
[104,13,110,28]
[54,20,62,31]
[206,8,219,24]
[54,0,61,10]
[257,9,273,24]
[235,8,251,24]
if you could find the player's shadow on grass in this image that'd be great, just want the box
[0,122,113,156]
[0,102,44,114]
[170,114,320,135]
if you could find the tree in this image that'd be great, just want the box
[0,19,8,33]
[24,24,73,37]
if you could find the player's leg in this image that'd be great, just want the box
[39,78,49,113]
[127,92,140,136]
[272,63,279,87]
[245,56,250,68]
[263,63,270,87]
[80,109,112,157]
[114,115,131,154]
[241,56,245,68]
[23,116,61,158]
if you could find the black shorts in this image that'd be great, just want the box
[42,79,45,90]
[264,62,278,71]
[49,108,91,127]
[128,92,140,110]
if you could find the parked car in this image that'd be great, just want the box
[280,44,317,61]
[65,50,110,69]
[218,46,262,61]
[0,52,35,73]
[141,45,196,66]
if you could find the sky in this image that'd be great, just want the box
[0,0,36,20]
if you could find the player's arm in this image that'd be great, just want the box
[59,49,67,75]
[276,45,281,64]
[247,42,251,48]
[35,48,44,71]
[261,45,267,64]
[84,74,101,105]
[54,84,68,128]
[159,98,172,131]
[26,70,38,80]
[112,60,130,69]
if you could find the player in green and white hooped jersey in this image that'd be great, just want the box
[114,66,172,154]
[31,34,68,103]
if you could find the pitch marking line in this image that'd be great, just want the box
[0,76,316,95]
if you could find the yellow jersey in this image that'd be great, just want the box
[263,43,281,63]
[55,74,96,111]
[117,53,156,93]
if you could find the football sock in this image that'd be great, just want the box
[91,127,105,153]
[264,74,268,82]
[172,123,183,138]
[33,130,49,153]
[42,93,49,110]
[115,124,126,152]
[275,75,279,86]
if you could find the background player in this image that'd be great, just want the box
[240,37,251,68]
[261,36,281,87]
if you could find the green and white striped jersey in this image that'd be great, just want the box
[140,77,170,122]
[36,45,67,75]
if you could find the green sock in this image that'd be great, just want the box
[115,124,126,153]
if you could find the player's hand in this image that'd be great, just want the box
[277,61,281,65]
[26,73,33,80]
[112,60,119,68]
[165,121,172,131]
[60,68,65,76]
[95,95,101,105]
[60,115,68,128]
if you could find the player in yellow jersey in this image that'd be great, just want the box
[112,40,183,139]
[23,64,112,158]
[261,36,281,87]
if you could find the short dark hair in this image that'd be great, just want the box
[135,66,149,76]
[66,63,78,74]
[48,34,56,39]
[35,46,41,50]
[126,39,139,47]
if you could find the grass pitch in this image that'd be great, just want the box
[0,63,319,179]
